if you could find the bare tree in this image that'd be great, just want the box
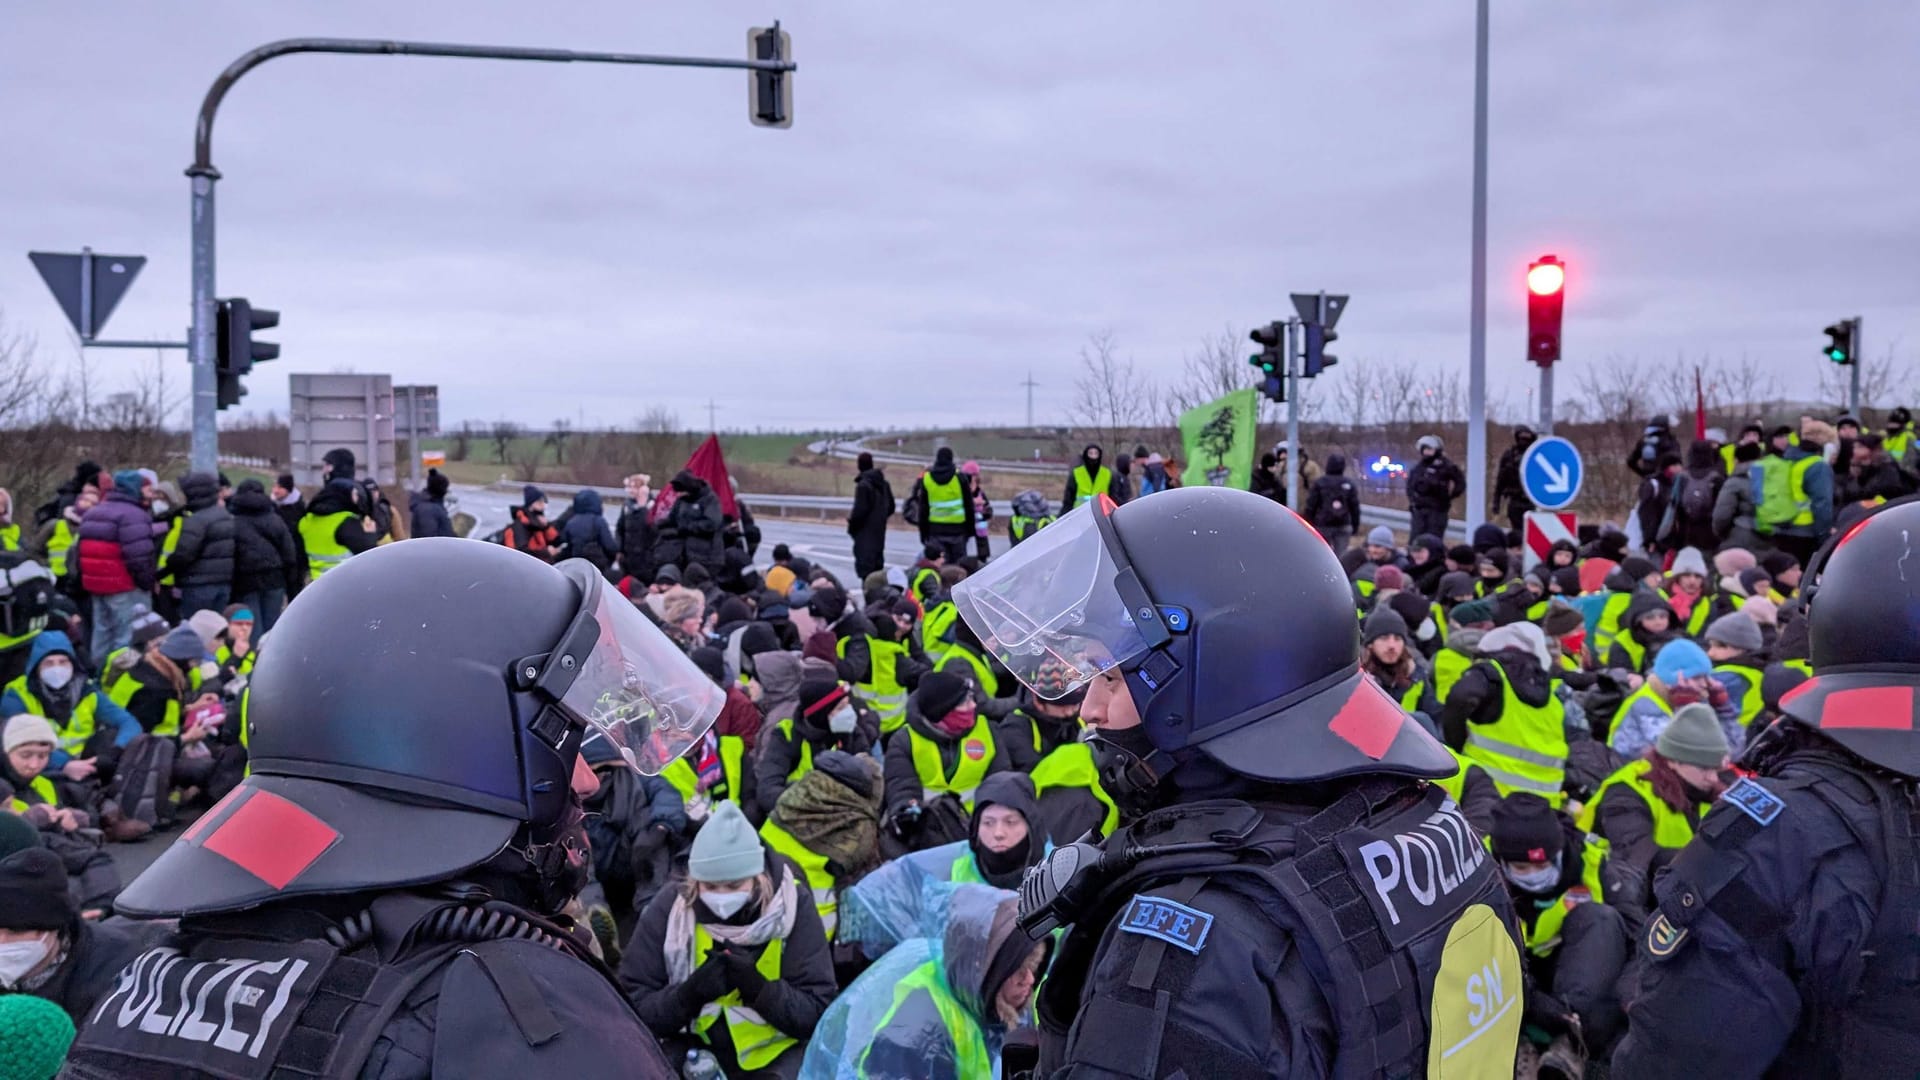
[511,440,544,483]
[1817,342,1912,413]
[546,418,573,467]
[1163,326,1248,416]
[1070,331,1156,453]
[490,419,523,465]
[450,421,474,463]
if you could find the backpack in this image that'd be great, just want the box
[1677,473,1719,522]
[902,481,925,527]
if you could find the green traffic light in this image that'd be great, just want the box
[1828,348,1848,363]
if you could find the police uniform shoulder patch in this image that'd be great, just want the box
[1722,777,1784,827]
[1118,894,1213,954]
[1645,911,1690,959]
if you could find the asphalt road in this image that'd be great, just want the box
[107,486,936,892]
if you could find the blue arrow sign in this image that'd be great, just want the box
[1519,436,1583,511]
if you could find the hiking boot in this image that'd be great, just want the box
[104,815,153,843]
[588,904,622,967]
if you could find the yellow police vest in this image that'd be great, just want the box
[2,679,100,758]
[921,475,966,525]
[1461,663,1567,806]
[298,511,355,579]
[838,636,907,733]
[909,716,995,808]
[1575,758,1701,852]
[688,924,793,1070]
[1070,465,1112,509]
[1029,742,1119,837]
[759,818,839,940]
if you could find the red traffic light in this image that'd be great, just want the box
[1527,255,1565,296]
[1526,255,1565,365]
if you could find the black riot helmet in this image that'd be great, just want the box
[1777,495,1920,778]
[951,488,1454,786]
[116,538,723,917]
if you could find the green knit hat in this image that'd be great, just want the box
[0,994,75,1080]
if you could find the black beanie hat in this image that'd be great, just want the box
[914,670,970,720]
[1760,551,1799,579]
[426,468,450,497]
[1363,606,1410,645]
[1488,793,1565,864]
[738,622,781,659]
[1386,591,1431,637]
[798,676,847,719]
[0,847,76,931]
[1447,544,1478,567]
[688,646,727,687]
[1620,556,1659,582]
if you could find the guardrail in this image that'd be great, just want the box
[484,481,1466,539]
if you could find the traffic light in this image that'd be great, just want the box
[1302,321,1338,378]
[1526,254,1565,365]
[1248,322,1286,402]
[216,298,279,410]
[749,23,792,128]
[1823,319,1856,365]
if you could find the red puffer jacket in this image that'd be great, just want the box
[77,489,160,595]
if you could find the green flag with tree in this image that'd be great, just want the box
[1179,388,1258,491]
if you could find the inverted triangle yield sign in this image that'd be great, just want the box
[28,251,146,339]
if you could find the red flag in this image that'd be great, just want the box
[650,434,740,521]
[1695,368,1708,441]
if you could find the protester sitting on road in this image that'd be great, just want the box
[0,632,142,833]
[1610,639,1739,761]
[953,773,1046,890]
[1604,592,1676,675]
[1,715,123,917]
[883,672,1010,852]
[815,884,1046,1080]
[1489,793,1636,1069]
[758,750,886,943]
[1361,607,1436,723]
[1576,703,1729,880]
[0,813,164,1023]
[755,678,878,822]
[622,800,837,1080]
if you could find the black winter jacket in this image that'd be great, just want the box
[847,468,895,541]
[228,483,301,596]
[652,473,726,572]
[1406,453,1466,511]
[164,475,236,589]
[1303,469,1361,533]
[619,850,838,1067]
[409,490,455,539]
[558,489,617,573]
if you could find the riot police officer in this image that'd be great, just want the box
[58,539,716,1079]
[1614,497,1920,1076]
[950,487,1526,1077]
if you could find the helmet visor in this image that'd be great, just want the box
[951,502,1149,700]
[555,561,724,774]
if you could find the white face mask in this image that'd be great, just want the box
[38,663,73,691]
[0,935,52,988]
[1505,856,1562,895]
[828,704,858,735]
[700,889,753,919]
[151,501,172,517]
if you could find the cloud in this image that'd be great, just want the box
[1,2,1915,435]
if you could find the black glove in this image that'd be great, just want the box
[677,955,730,1008]
[717,946,769,1000]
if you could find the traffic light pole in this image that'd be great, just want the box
[1464,0,1491,534]
[183,36,797,475]
[1286,320,1302,512]
[1539,363,1553,436]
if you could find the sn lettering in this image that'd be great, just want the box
[1465,960,1507,1027]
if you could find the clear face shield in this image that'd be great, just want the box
[538,561,724,774]
[951,499,1167,702]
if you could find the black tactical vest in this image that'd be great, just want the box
[59,895,598,1080]
[1040,780,1521,1079]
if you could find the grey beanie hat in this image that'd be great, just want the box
[1656,703,1731,768]
[1367,525,1395,548]
[1703,612,1763,654]
[159,625,207,663]
[687,800,766,883]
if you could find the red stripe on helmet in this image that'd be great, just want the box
[1327,678,1403,760]
[199,789,342,890]
[1820,686,1916,731]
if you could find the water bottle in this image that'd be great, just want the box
[683,1047,723,1080]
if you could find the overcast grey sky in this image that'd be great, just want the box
[3,3,1916,432]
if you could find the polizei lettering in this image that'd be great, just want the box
[1346,799,1490,938]
[74,940,328,1076]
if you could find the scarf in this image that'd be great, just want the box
[663,865,798,987]
[770,767,883,871]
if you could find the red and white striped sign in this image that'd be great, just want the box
[1524,511,1577,572]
